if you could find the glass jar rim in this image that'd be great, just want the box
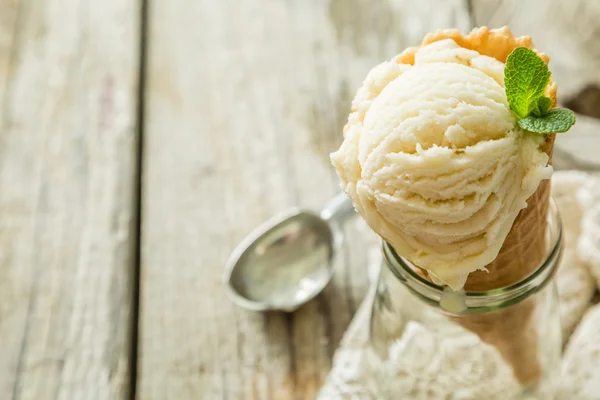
[382,199,563,314]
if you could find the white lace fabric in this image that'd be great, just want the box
[319,171,600,399]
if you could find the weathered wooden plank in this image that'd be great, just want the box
[139,0,469,398]
[0,0,140,399]
[0,0,19,107]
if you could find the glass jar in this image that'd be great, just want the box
[367,201,563,400]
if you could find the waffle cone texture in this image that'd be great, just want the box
[399,27,557,386]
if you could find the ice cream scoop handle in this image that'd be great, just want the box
[320,193,356,224]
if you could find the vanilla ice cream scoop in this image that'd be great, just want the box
[331,39,552,289]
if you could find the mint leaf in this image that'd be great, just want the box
[504,47,576,135]
[530,96,552,117]
[517,108,576,134]
[504,47,551,118]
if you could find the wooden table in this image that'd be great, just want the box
[1,1,599,399]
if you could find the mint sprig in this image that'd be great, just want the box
[504,47,575,134]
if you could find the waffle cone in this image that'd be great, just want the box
[399,27,557,386]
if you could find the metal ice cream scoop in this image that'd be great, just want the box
[223,193,356,312]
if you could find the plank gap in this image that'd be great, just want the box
[129,0,150,399]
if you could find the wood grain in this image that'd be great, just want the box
[0,0,140,399]
[138,0,469,399]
